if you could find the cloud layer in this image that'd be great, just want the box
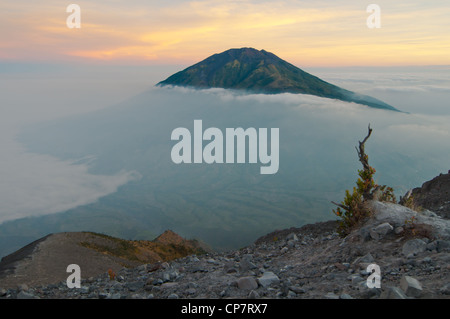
[0,64,449,229]
[0,131,140,223]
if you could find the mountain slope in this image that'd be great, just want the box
[402,170,450,219]
[0,231,208,289]
[158,47,399,111]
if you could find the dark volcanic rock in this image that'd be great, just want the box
[405,170,450,219]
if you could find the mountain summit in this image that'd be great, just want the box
[158,48,399,111]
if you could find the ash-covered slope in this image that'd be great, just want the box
[0,231,207,289]
[158,48,399,111]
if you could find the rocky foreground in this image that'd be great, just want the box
[1,199,449,299]
[406,170,450,219]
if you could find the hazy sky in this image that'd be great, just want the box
[1,0,449,66]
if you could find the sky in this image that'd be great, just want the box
[1,0,450,67]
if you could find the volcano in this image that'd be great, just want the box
[158,47,399,111]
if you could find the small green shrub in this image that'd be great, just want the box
[401,195,423,212]
[333,126,396,237]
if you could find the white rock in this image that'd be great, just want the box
[257,271,280,288]
[367,201,450,239]
[286,233,298,241]
[400,275,422,297]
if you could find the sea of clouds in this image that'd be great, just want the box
[0,65,449,224]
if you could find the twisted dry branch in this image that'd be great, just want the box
[355,124,372,172]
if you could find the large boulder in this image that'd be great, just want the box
[366,201,450,240]
[400,276,423,297]
[257,271,280,288]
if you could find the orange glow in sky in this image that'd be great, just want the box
[1,0,449,67]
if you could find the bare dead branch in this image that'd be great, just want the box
[356,124,372,172]
[331,201,349,211]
